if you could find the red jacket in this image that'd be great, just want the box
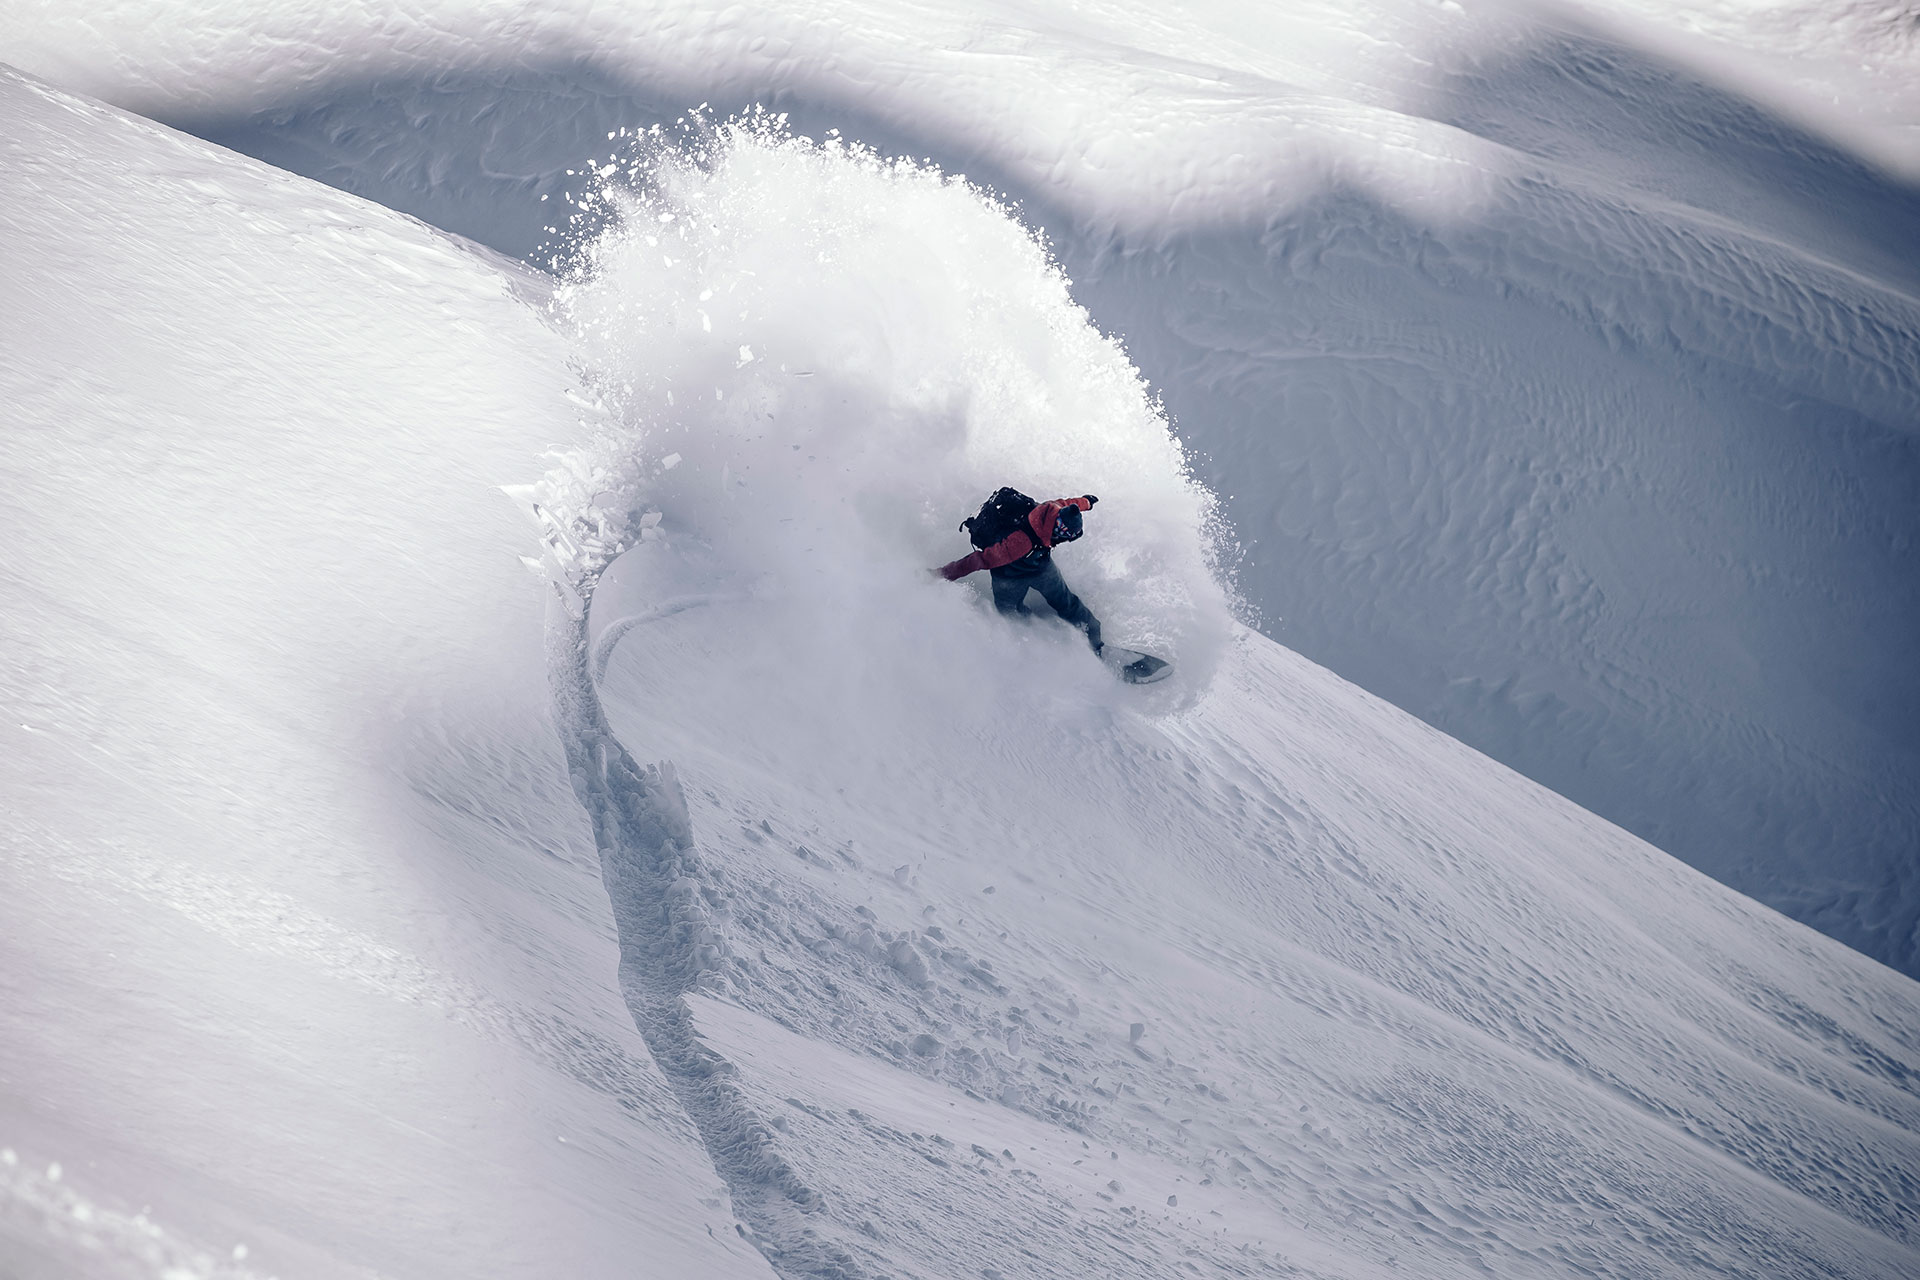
[939,496,1093,580]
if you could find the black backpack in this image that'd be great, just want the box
[961,487,1038,550]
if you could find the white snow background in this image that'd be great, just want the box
[9,0,1917,977]
[1,2,1918,1279]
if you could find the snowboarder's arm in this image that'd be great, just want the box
[938,530,1035,579]
[1032,496,1095,527]
[1021,496,1097,545]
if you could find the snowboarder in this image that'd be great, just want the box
[939,489,1103,654]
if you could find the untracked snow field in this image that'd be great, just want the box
[3,48,1920,1280]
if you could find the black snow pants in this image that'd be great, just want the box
[991,561,1102,653]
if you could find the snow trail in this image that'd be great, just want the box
[552,613,881,1279]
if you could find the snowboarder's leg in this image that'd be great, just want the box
[990,572,1033,616]
[1029,563,1103,653]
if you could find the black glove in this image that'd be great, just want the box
[1083,494,1099,507]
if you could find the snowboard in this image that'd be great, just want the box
[1103,646,1172,685]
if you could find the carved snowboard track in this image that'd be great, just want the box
[551,614,881,1280]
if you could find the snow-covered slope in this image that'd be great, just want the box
[539,116,1920,1280]
[0,68,768,1280]
[6,0,1915,976]
[5,63,1919,1280]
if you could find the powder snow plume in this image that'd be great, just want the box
[529,113,1239,707]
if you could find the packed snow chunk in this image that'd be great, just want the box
[886,937,931,987]
[544,115,1237,710]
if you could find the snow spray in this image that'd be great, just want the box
[533,111,1238,718]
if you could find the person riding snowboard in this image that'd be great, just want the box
[939,490,1102,654]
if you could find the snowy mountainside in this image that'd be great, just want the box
[0,68,769,1280]
[587,624,1920,1279]
[2,54,1919,1280]
[539,121,1920,1278]
[7,0,1916,976]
